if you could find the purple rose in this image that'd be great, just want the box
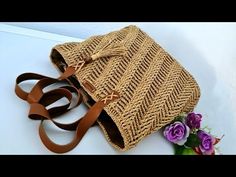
[186,112,202,129]
[198,130,215,155]
[164,121,190,145]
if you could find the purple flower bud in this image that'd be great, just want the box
[164,121,190,145]
[186,112,202,129]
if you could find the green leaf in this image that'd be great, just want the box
[174,144,185,155]
[174,115,185,122]
[181,148,197,155]
[174,144,196,155]
[185,133,201,148]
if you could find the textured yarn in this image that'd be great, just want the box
[51,25,201,151]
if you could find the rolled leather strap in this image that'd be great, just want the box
[15,67,119,153]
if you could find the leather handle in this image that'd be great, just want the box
[39,100,105,153]
[39,91,119,153]
[15,67,119,153]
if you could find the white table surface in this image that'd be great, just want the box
[0,23,236,154]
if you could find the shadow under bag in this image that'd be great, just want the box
[15,25,200,153]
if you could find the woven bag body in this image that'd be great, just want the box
[50,25,200,151]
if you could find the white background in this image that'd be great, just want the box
[1,23,236,154]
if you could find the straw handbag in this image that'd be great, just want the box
[15,25,200,153]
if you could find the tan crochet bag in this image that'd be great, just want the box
[15,25,200,153]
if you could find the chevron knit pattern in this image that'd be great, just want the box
[51,25,201,151]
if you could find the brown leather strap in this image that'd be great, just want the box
[15,70,74,103]
[15,67,85,128]
[38,91,119,153]
[15,67,119,153]
[39,95,115,153]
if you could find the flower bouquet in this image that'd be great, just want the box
[163,113,223,155]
